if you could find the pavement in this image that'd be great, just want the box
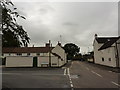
[1,61,120,90]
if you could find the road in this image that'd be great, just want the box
[2,68,70,89]
[2,61,120,89]
[69,61,119,89]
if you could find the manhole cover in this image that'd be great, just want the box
[70,75,79,78]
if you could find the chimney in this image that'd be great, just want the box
[95,34,98,38]
[46,43,50,47]
[58,41,61,46]
[45,40,51,47]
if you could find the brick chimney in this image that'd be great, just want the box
[58,41,62,46]
[46,43,50,47]
[95,34,98,39]
[45,40,51,47]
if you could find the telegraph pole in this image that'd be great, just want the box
[60,35,62,44]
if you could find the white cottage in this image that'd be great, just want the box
[2,42,67,67]
[93,34,120,68]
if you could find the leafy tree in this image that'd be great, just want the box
[73,53,82,60]
[64,43,80,60]
[1,0,30,47]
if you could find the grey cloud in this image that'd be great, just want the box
[13,2,118,53]
[62,22,78,26]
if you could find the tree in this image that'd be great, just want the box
[73,53,82,60]
[64,43,80,60]
[1,0,30,47]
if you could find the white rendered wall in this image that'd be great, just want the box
[52,45,66,65]
[117,38,120,67]
[94,40,117,67]
[6,56,33,67]
[51,56,59,67]
[37,56,49,67]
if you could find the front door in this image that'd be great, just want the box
[33,57,37,67]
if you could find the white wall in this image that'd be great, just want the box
[3,53,49,57]
[6,56,33,67]
[51,56,59,67]
[52,45,66,66]
[117,38,120,67]
[94,39,117,67]
[37,56,49,67]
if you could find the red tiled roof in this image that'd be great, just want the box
[2,47,54,53]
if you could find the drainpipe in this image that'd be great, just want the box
[115,42,119,68]
[49,40,51,67]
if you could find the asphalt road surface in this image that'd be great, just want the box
[2,68,70,89]
[69,61,120,89]
[2,61,120,90]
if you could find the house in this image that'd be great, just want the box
[2,41,67,67]
[93,34,120,68]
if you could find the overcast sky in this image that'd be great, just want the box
[12,0,118,54]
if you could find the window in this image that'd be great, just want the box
[2,53,4,56]
[16,53,22,56]
[108,58,111,61]
[36,53,40,56]
[102,58,104,61]
[27,53,30,56]
[52,63,57,65]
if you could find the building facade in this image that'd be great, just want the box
[2,42,67,67]
[93,34,120,68]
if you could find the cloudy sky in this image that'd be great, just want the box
[12,0,118,54]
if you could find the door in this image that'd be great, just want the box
[33,57,37,67]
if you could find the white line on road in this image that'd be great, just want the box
[70,84,73,87]
[111,81,120,87]
[64,68,66,75]
[67,68,70,75]
[70,62,73,68]
[67,68,74,90]
[91,71,103,78]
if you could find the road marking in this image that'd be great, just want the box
[64,68,66,75]
[67,68,74,90]
[67,68,70,75]
[86,67,89,70]
[70,62,73,68]
[70,81,73,84]
[91,71,103,78]
[111,81,120,87]
[1,73,65,76]
[70,84,73,87]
